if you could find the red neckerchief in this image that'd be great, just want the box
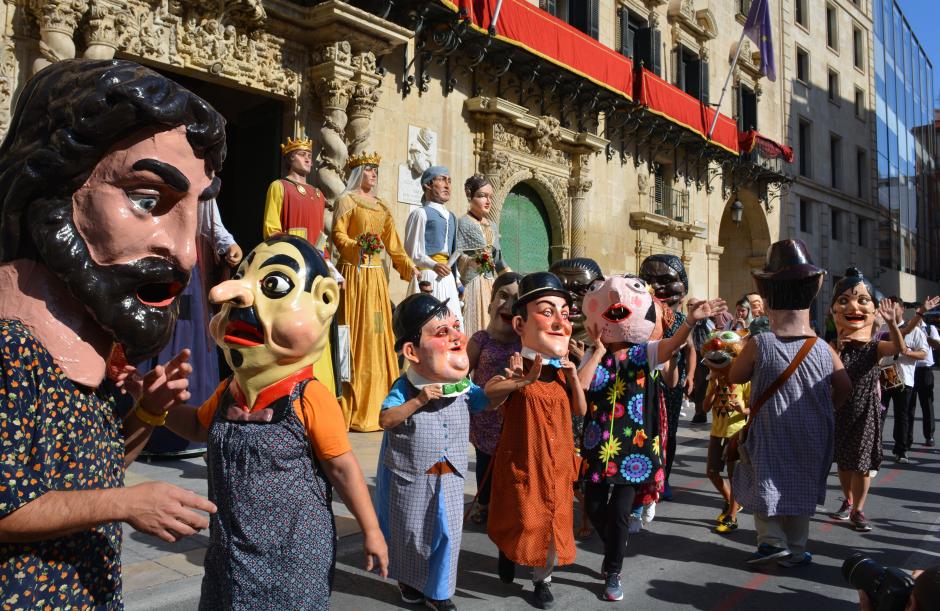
[229,366,314,413]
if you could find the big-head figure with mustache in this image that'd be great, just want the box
[162,234,387,608]
[0,60,224,609]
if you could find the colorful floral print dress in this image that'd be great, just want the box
[582,344,666,488]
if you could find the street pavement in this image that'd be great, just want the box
[122,388,940,610]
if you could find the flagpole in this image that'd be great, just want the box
[489,0,505,35]
[707,26,747,141]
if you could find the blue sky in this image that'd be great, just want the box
[898,0,939,103]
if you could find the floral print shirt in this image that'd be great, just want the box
[582,344,666,487]
[0,320,124,610]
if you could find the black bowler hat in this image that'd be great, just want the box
[513,272,572,315]
[752,239,826,281]
[393,293,451,352]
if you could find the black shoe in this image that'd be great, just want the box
[926,438,935,447]
[424,598,456,611]
[498,551,516,584]
[399,582,424,605]
[532,581,554,609]
[691,413,708,424]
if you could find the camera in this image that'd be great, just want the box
[843,553,915,611]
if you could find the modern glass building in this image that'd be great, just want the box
[873,0,938,281]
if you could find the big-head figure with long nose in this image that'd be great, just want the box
[164,234,388,607]
[210,235,339,405]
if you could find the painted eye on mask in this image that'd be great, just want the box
[260,272,294,299]
[127,191,159,212]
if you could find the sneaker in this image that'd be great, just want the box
[532,581,554,609]
[829,498,853,521]
[497,551,516,584]
[603,572,624,602]
[926,438,935,447]
[399,582,424,605]
[713,518,738,534]
[641,502,656,524]
[746,543,791,564]
[717,502,731,524]
[778,551,813,567]
[895,454,912,464]
[627,514,642,534]
[851,511,872,532]
[424,599,456,611]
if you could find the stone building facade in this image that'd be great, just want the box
[0,0,796,305]
[776,0,881,321]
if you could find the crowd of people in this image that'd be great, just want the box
[1,59,938,611]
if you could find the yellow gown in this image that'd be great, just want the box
[331,193,415,431]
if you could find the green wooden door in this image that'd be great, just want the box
[500,183,552,273]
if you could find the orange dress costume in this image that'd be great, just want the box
[487,370,578,567]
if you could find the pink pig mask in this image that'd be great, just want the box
[583,275,658,345]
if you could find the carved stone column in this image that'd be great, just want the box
[28,0,89,73]
[0,44,19,137]
[309,42,355,203]
[346,52,382,157]
[83,1,120,60]
[568,153,593,258]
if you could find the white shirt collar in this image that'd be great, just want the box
[520,347,564,364]
[425,201,448,216]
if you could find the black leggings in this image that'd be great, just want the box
[584,482,636,575]
[474,448,493,506]
[882,385,911,456]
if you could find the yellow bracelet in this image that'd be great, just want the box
[134,403,168,427]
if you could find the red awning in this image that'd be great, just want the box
[636,68,739,154]
[443,0,634,101]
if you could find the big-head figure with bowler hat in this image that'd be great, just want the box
[483,271,589,609]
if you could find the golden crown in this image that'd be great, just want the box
[280,137,313,156]
[345,151,381,171]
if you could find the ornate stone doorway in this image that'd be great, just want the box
[501,183,553,273]
[155,69,285,251]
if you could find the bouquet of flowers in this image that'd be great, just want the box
[474,250,495,275]
[357,232,384,258]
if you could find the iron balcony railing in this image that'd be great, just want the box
[650,189,690,223]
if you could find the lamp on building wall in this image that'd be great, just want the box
[730,199,744,225]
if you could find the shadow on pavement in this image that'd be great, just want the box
[644,578,856,611]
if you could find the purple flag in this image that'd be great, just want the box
[743,0,776,81]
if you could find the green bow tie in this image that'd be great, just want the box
[440,377,471,397]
